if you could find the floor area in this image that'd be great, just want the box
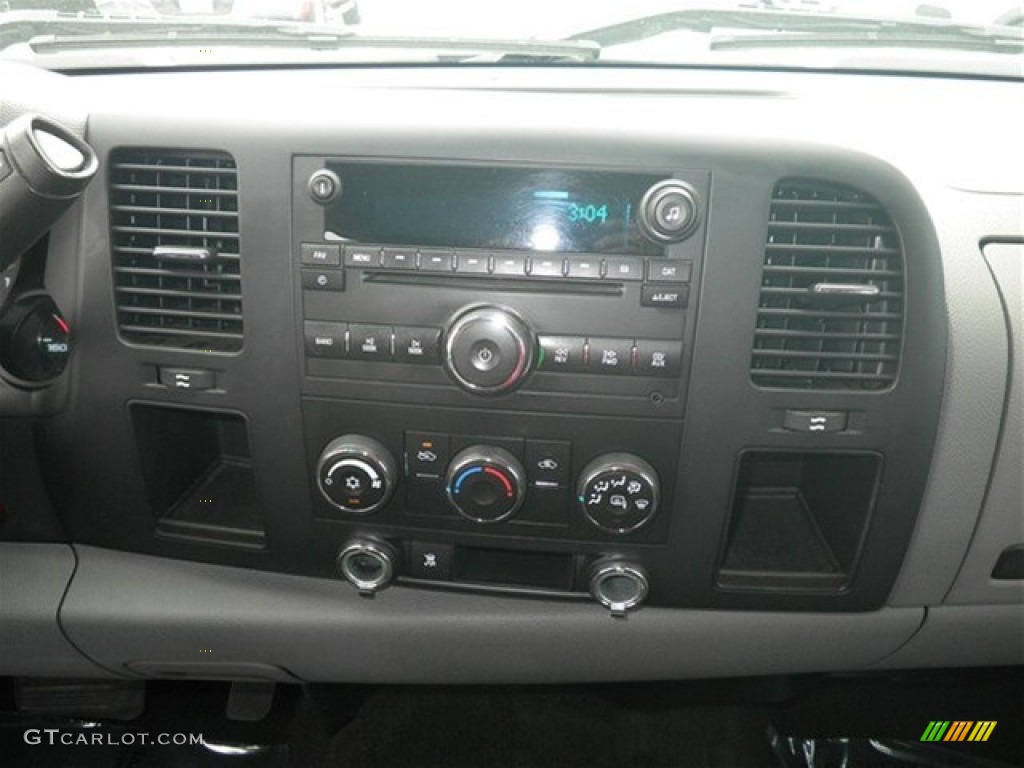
[0,668,1020,767]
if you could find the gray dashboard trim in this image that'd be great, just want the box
[887,190,1021,607]
[871,604,1024,670]
[0,543,117,678]
[945,242,1024,605]
[60,545,925,684]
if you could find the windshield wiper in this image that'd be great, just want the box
[1,13,598,61]
[567,7,1024,55]
[710,27,1024,55]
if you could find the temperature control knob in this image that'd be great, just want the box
[444,306,533,395]
[316,435,397,514]
[578,453,660,534]
[445,445,526,523]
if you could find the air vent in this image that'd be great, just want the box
[751,179,904,391]
[110,148,242,351]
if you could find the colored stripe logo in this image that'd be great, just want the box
[921,721,997,742]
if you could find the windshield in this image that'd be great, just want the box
[1,0,1022,75]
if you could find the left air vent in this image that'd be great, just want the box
[109,148,242,351]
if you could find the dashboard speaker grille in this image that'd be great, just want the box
[109,148,242,351]
[751,179,904,391]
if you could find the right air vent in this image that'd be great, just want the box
[751,179,905,391]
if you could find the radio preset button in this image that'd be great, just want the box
[304,321,346,358]
[344,245,381,268]
[587,337,635,374]
[301,269,345,292]
[455,253,491,274]
[394,326,441,364]
[567,257,602,279]
[538,335,586,373]
[348,324,393,360]
[529,256,566,278]
[420,250,455,272]
[635,340,682,377]
[381,248,418,270]
[492,254,528,276]
[300,243,341,267]
[646,260,692,283]
[601,257,643,281]
[641,284,689,308]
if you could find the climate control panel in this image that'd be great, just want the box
[304,398,680,547]
[313,431,664,535]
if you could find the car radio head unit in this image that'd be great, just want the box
[321,163,670,255]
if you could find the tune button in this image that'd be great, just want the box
[639,180,700,243]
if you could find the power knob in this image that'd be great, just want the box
[316,435,397,514]
[445,445,526,523]
[639,180,700,243]
[444,306,534,395]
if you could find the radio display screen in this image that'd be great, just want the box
[324,163,664,255]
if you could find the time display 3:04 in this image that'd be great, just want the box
[567,202,610,223]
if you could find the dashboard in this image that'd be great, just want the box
[0,60,1021,685]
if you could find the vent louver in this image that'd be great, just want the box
[110,148,242,351]
[751,180,904,391]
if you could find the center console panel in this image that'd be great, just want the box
[292,157,706,611]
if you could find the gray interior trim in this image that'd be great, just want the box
[0,543,116,678]
[871,604,1024,670]
[887,189,1018,607]
[945,243,1024,605]
[62,545,925,684]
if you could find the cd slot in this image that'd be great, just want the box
[364,271,625,296]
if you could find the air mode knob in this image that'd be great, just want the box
[316,435,397,514]
[639,180,700,243]
[578,453,660,534]
[445,445,526,523]
[444,306,534,395]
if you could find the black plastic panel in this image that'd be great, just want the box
[35,90,945,614]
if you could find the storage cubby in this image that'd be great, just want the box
[131,404,265,549]
[718,451,881,591]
